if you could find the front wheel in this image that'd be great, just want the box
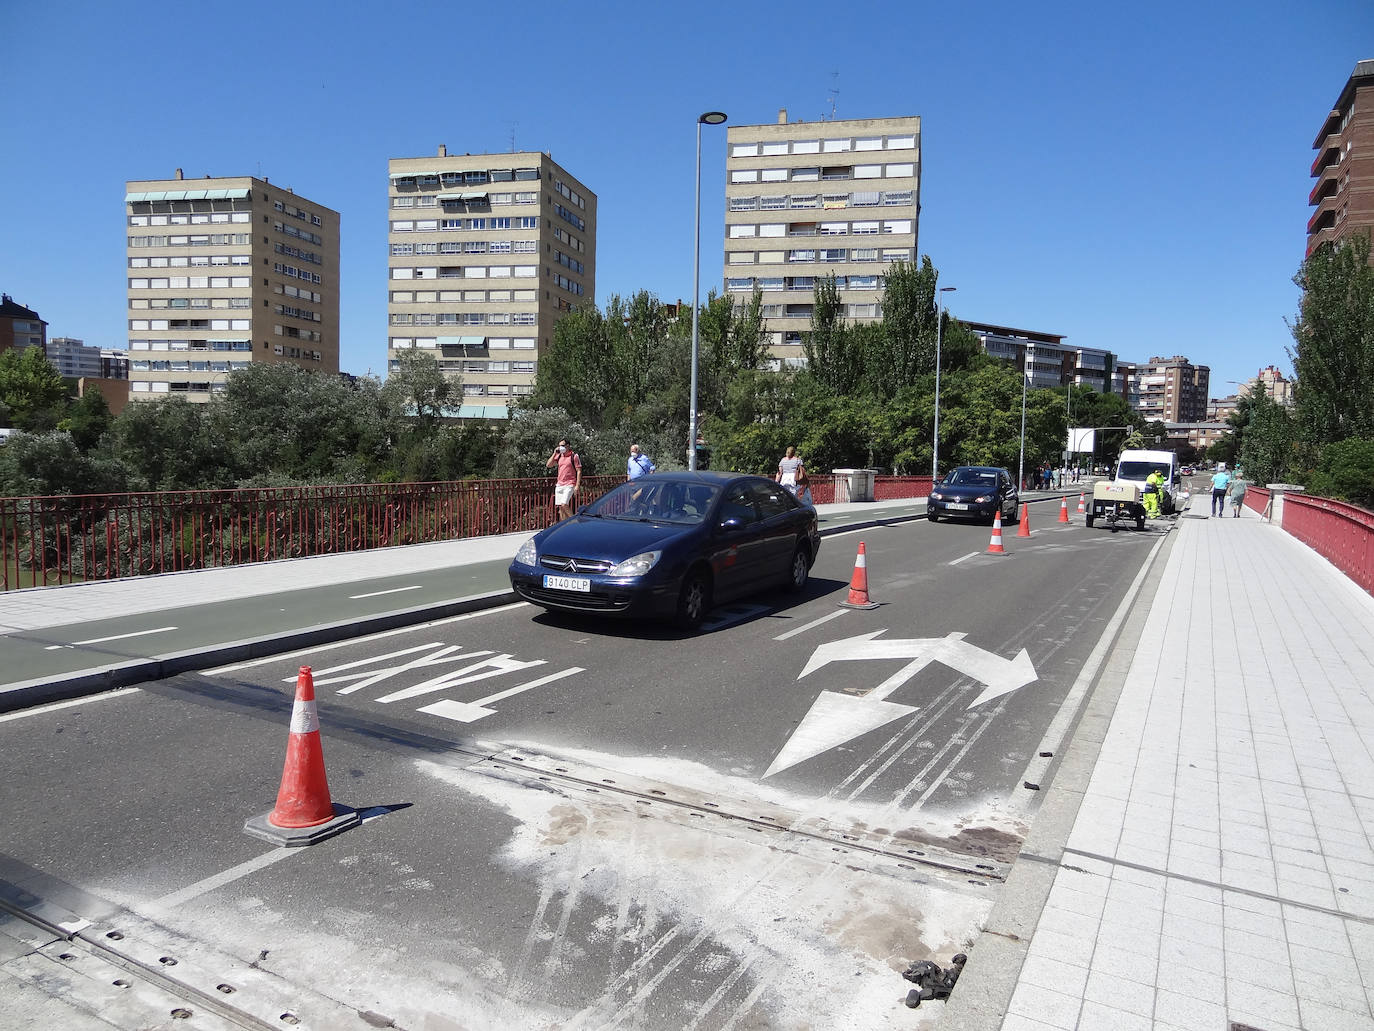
[675,570,711,630]
[787,546,810,593]
[1086,512,1095,528]
[927,511,938,522]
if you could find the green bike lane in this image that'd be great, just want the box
[0,498,940,709]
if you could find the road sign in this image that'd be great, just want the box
[764,631,1037,777]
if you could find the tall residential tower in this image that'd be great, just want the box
[124,172,340,399]
[723,111,920,366]
[1308,60,1374,257]
[386,147,596,408]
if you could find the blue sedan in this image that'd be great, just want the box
[508,472,821,629]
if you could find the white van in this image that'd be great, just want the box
[1114,449,1179,514]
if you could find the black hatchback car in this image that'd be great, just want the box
[927,466,1019,524]
[508,472,821,629]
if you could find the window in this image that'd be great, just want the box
[727,277,754,292]
[760,195,787,210]
[854,164,883,179]
[882,190,913,206]
[819,222,847,235]
[729,224,757,238]
[788,250,815,262]
[791,167,819,182]
[730,142,759,157]
[727,252,755,265]
[790,194,819,209]
[761,141,788,156]
[730,196,759,212]
[854,136,882,151]
[881,219,913,234]
[852,221,879,235]
[822,138,851,152]
[886,134,916,149]
[731,169,758,183]
[757,250,784,264]
[758,224,785,238]
[792,139,819,154]
[819,248,846,262]
[880,248,909,262]
[885,163,915,177]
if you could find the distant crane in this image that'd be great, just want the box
[826,71,839,120]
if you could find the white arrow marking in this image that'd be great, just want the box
[764,630,1037,777]
[763,692,917,778]
[418,667,585,722]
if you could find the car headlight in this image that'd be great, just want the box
[514,538,538,565]
[609,550,661,577]
[974,494,992,503]
[931,491,943,501]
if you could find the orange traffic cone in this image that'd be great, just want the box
[244,666,360,846]
[1016,502,1031,538]
[1058,496,1070,523]
[839,541,880,609]
[987,513,1006,554]
[1077,492,1086,514]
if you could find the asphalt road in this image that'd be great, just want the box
[0,502,1171,1029]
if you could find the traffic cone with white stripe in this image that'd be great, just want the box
[244,666,360,846]
[1077,492,1086,514]
[987,513,1007,554]
[1058,496,1070,523]
[1016,502,1031,538]
[840,541,880,609]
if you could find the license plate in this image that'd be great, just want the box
[543,574,591,592]
[946,502,970,510]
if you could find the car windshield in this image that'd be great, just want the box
[1118,462,1170,480]
[948,469,997,487]
[586,480,720,525]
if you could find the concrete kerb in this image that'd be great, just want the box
[0,504,936,715]
[937,517,1179,1029]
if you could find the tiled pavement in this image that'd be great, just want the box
[944,494,1374,1030]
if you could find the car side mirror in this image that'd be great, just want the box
[719,517,744,532]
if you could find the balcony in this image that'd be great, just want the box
[1310,136,1341,176]
[1308,170,1339,206]
[1307,203,1336,235]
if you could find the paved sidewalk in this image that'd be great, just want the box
[944,494,1374,1029]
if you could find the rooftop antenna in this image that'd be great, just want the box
[510,123,518,152]
[827,72,839,120]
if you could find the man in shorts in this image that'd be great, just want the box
[547,438,582,520]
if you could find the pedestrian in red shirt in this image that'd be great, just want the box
[547,438,582,520]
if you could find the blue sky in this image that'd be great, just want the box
[3,0,1370,396]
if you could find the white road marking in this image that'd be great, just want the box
[144,805,393,914]
[348,585,424,600]
[44,626,177,650]
[205,602,528,674]
[417,666,585,722]
[375,652,544,704]
[772,608,848,641]
[948,551,981,565]
[0,687,141,723]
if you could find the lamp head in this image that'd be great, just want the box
[699,111,728,125]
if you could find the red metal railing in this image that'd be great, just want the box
[1,472,938,591]
[1,476,622,590]
[1279,492,1374,596]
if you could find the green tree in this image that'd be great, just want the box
[0,346,68,431]
[1305,438,1374,509]
[213,363,391,485]
[1238,390,1296,486]
[108,396,230,491]
[382,351,454,428]
[1289,231,1374,444]
[0,431,126,497]
[492,406,593,479]
[58,386,113,452]
[802,274,862,395]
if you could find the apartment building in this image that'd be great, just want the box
[1132,355,1210,423]
[46,337,103,379]
[0,294,46,356]
[1308,59,1374,257]
[386,147,597,407]
[125,172,340,400]
[723,111,920,365]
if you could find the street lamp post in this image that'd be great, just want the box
[688,110,728,471]
[931,285,957,482]
[1018,362,1029,490]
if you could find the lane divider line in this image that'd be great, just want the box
[0,687,142,723]
[773,609,848,641]
[349,585,424,600]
